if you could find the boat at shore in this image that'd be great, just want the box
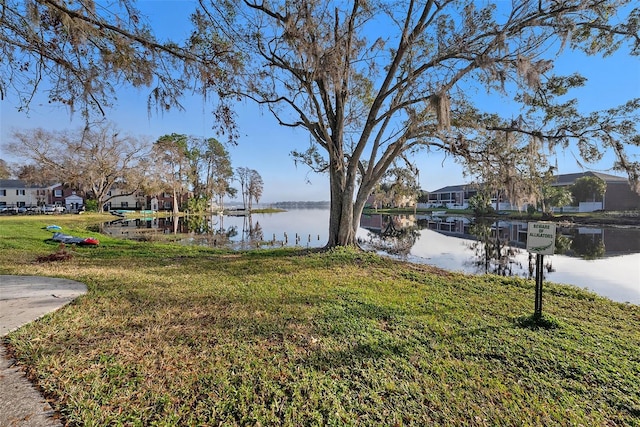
[110,209,156,217]
[224,208,250,216]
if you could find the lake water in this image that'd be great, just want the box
[102,209,640,304]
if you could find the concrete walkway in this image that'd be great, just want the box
[0,275,87,427]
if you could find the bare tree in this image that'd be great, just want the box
[0,159,13,179]
[5,123,149,211]
[246,169,263,211]
[191,0,639,247]
[235,167,252,210]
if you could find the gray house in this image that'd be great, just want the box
[423,172,640,212]
[551,172,640,211]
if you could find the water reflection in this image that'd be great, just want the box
[100,210,639,303]
[101,209,328,249]
[360,214,640,260]
[359,213,640,304]
[357,214,420,256]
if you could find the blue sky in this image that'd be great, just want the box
[1,1,639,203]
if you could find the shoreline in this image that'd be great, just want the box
[363,208,640,227]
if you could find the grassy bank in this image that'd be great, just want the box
[1,216,639,426]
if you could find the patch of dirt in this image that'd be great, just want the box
[35,243,74,263]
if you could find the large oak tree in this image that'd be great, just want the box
[3,0,639,247]
[193,0,639,246]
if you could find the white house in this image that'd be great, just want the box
[0,179,56,209]
[103,188,148,211]
[65,193,84,213]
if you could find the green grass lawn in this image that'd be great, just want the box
[1,216,639,426]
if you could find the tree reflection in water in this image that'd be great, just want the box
[241,214,264,247]
[360,214,609,281]
[184,214,238,247]
[108,212,614,261]
[466,219,523,277]
[567,231,606,259]
[360,215,420,258]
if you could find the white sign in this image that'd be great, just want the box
[526,222,556,255]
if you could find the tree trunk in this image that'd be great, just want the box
[173,190,180,216]
[241,184,246,210]
[326,166,368,248]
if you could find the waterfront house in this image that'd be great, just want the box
[422,172,640,212]
[0,179,59,210]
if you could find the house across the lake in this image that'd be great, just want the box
[0,179,187,213]
[0,179,48,210]
[422,172,640,212]
[551,172,639,211]
[0,179,69,211]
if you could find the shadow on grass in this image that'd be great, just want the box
[304,340,410,370]
[514,313,563,330]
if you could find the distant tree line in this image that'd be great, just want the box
[273,201,331,209]
[2,123,263,213]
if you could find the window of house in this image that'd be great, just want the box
[16,189,26,196]
[0,190,6,196]
[54,189,63,197]
[163,201,172,209]
[121,202,129,208]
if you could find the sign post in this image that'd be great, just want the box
[526,222,556,318]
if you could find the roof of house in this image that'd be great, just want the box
[552,171,628,186]
[0,179,59,189]
[429,182,489,194]
[0,179,38,189]
[0,179,60,189]
[429,184,476,193]
[428,172,629,194]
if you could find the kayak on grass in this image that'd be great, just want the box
[52,232,99,246]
